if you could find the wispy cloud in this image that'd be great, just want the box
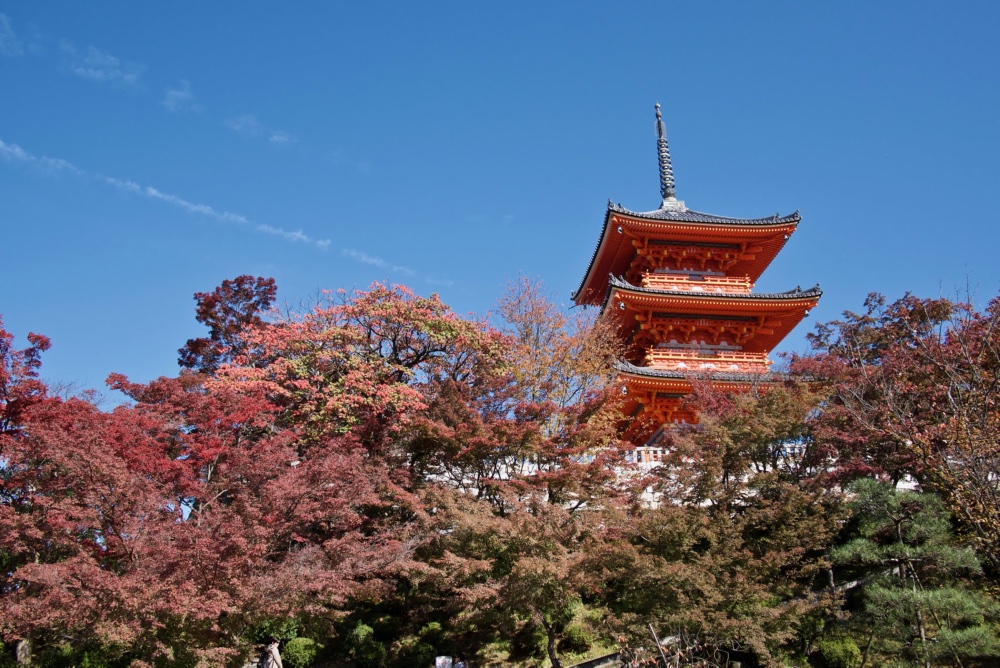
[269,130,297,146]
[5,15,303,158]
[340,249,452,285]
[227,114,297,147]
[1,22,143,85]
[59,40,143,86]
[162,80,201,113]
[259,224,329,247]
[0,137,330,250]
[0,138,84,175]
[425,277,455,287]
[342,249,416,277]
[0,14,23,56]
[102,176,141,192]
[142,186,249,225]
[226,114,263,137]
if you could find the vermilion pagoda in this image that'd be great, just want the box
[574,105,820,455]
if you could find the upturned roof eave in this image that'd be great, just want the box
[608,202,801,226]
[615,360,789,384]
[573,202,802,306]
[572,206,617,304]
[600,276,823,313]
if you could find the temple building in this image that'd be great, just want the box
[573,105,821,460]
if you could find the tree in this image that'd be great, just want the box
[0,315,50,437]
[601,383,846,667]
[802,293,1000,571]
[108,281,493,664]
[3,279,499,666]
[0,318,173,665]
[332,278,631,667]
[178,274,277,373]
[832,480,1000,667]
[414,396,630,668]
[495,275,622,413]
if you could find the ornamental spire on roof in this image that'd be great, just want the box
[655,103,679,207]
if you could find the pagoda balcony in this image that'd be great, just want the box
[640,273,753,294]
[644,348,772,373]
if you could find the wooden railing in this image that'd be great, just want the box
[644,348,771,373]
[641,273,753,293]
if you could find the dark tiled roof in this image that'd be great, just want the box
[615,360,788,383]
[608,201,800,226]
[572,202,802,301]
[606,275,823,302]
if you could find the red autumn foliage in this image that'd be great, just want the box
[797,292,1000,570]
[178,275,277,374]
[2,282,511,663]
[16,277,986,667]
[0,316,51,437]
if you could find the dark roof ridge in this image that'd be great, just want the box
[606,275,823,302]
[608,200,801,225]
[572,204,802,302]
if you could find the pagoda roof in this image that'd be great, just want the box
[615,359,786,384]
[615,361,783,410]
[604,275,822,308]
[608,201,801,226]
[615,360,807,432]
[605,276,821,354]
[573,201,802,305]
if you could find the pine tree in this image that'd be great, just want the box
[832,480,1000,667]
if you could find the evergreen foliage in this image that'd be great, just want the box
[831,480,1000,666]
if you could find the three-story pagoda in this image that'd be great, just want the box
[574,105,821,456]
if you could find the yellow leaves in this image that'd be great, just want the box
[496,275,623,418]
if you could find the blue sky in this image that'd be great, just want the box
[3,2,1000,393]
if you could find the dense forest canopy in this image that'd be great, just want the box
[2,277,999,668]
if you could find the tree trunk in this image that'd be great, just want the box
[915,607,930,668]
[647,623,671,668]
[543,622,562,668]
[907,560,929,668]
[858,628,875,668]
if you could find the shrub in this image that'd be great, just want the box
[394,640,436,667]
[347,623,387,668]
[0,643,15,668]
[558,624,593,655]
[508,623,546,661]
[813,637,861,668]
[418,622,444,644]
[247,618,301,644]
[38,641,125,668]
[283,638,322,668]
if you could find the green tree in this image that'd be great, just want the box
[832,480,1000,667]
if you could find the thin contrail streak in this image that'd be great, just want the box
[0,137,331,249]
